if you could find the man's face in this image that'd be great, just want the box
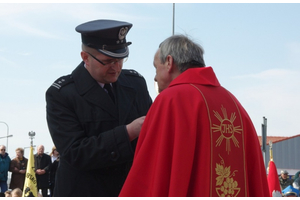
[84,51,123,84]
[153,49,172,93]
[37,146,44,155]
[16,150,23,159]
[281,173,288,179]
[0,146,6,156]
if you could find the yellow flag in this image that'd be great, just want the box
[22,146,38,197]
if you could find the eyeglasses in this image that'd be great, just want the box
[85,51,126,66]
[0,149,5,151]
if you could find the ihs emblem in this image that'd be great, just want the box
[212,105,242,154]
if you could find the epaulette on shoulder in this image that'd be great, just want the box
[51,75,73,90]
[123,69,143,78]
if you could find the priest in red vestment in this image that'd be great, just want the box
[119,35,269,197]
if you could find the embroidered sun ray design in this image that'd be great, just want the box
[221,106,228,120]
[211,105,242,154]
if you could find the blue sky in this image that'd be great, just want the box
[0,3,299,157]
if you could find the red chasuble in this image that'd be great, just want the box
[119,67,269,197]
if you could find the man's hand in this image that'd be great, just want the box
[126,116,146,141]
[36,169,46,175]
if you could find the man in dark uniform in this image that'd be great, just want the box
[46,19,152,197]
[34,145,51,197]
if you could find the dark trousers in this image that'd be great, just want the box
[50,182,55,197]
[39,187,48,197]
[0,181,8,193]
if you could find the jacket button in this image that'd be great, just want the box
[111,151,117,158]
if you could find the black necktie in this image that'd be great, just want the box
[104,84,115,103]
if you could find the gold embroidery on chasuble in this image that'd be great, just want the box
[190,84,247,197]
[212,105,242,155]
[215,155,240,197]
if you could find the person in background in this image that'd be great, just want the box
[11,188,22,197]
[279,170,294,191]
[119,35,269,197]
[9,148,28,191]
[34,145,51,197]
[49,146,59,163]
[282,185,299,197]
[4,190,11,197]
[294,171,300,181]
[46,19,152,196]
[293,170,300,191]
[49,146,59,197]
[0,145,11,194]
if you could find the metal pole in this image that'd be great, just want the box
[264,117,267,166]
[0,135,13,139]
[0,121,9,151]
[261,117,267,167]
[264,117,267,136]
[269,141,273,161]
[28,131,35,147]
[262,123,265,165]
[172,3,175,35]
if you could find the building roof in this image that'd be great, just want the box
[258,136,286,146]
[259,134,300,176]
[258,134,300,146]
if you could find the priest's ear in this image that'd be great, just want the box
[166,55,180,75]
[165,55,175,71]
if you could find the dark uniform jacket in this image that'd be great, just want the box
[279,176,294,190]
[46,62,152,197]
[9,157,28,190]
[34,153,51,189]
[49,159,59,186]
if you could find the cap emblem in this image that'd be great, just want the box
[118,27,129,41]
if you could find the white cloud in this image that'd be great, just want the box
[0,56,17,67]
[287,42,300,67]
[10,21,63,39]
[0,4,156,41]
[229,69,300,137]
[233,68,294,80]
[0,4,38,16]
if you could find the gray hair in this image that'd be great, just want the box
[159,34,205,72]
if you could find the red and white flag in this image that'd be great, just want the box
[267,160,282,197]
